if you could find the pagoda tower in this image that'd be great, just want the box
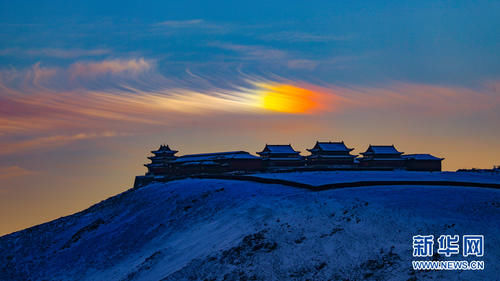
[306,141,357,167]
[144,145,178,176]
[358,145,404,169]
[257,144,304,168]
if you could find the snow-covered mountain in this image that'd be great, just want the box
[1,172,500,280]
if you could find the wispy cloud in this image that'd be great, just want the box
[0,132,119,155]
[208,42,355,71]
[330,81,500,115]
[69,58,152,78]
[154,19,204,28]
[152,19,230,34]
[287,59,319,70]
[0,48,111,58]
[0,60,338,137]
[0,58,155,90]
[1,59,499,155]
[260,31,352,42]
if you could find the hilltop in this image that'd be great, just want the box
[1,171,500,280]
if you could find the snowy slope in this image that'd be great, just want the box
[1,174,500,280]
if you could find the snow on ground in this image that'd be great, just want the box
[1,173,500,280]
[252,170,500,186]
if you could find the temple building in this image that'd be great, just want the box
[306,141,357,168]
[403,154,444,171]
[144,145,178,176]
[134,141,447,188]
[171,151,262,175]
[257,144,304,168]
[359,145,405,169]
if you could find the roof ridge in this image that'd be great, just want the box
[179,151,249,157]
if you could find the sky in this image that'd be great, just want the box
[1,0,500,235]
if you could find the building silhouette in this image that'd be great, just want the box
[135,140,444,187]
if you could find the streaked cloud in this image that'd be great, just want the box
[0,132,119,156]
[1,58,499,156]
[69,58,152,78]
[260,31,352,42]
[154,19,204,27]
[287,59,319,70]
[207,42,355,71]
[151,19,230,34]
[0,60,340,158]
[0,48,111,58]
[332,81,500,115]
[0,68,335,133]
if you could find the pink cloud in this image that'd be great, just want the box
[328,81,500,115]
[0,132,119,155]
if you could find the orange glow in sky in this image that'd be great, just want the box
[255,82,332,114]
